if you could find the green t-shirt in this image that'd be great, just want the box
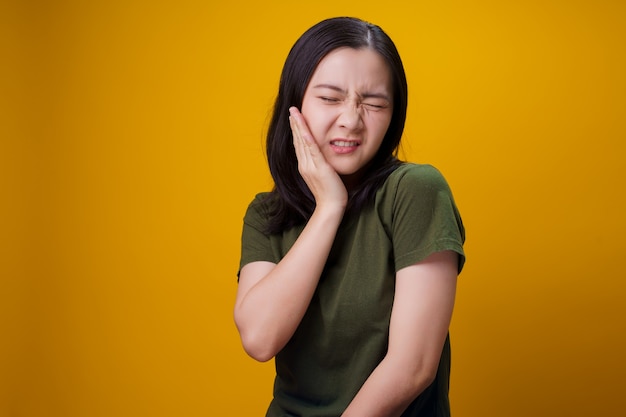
[239,163,466,417]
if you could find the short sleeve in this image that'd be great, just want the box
[238,193,277,275]
[391,165,466,273]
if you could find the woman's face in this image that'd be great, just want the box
[300,47,393,186]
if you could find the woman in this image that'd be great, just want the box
[235,17,465,417]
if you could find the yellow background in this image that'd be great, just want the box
[2,0,625,415]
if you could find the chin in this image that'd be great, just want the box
[333,166,360,177]
[337,167,367,186]
[333,160,371,176]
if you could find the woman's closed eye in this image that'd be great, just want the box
[362,102,388,111]
[319,96,341,103]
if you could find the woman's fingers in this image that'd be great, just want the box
[289,114,304,162]
[290,107,320,169]
[290,107,315,148]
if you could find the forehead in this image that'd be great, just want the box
[308,47,392,92]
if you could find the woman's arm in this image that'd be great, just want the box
[342,250,459,417]
[234,107,347,362]
[235,205,344,362]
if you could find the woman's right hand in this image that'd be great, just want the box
[289,106,348,211]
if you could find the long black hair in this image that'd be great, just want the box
[265,17,408,234]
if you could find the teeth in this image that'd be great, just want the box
[332,140,358,147]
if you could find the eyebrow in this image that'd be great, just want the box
[312,84,391,101]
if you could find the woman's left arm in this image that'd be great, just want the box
[341,250,459,417]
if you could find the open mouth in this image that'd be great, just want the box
[329,140,361,154]
[330,140,361,147]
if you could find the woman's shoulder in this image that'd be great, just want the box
[384,162,451,193]
[248,191,272,206]
[243,192,275,229]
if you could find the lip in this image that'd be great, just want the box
[329,139,361,154]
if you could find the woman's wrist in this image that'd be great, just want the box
[312,201,346,221]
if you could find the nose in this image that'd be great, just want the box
[337,103,364,131]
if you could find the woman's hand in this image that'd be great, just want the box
[289,106,348,210]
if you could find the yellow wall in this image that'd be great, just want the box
[2,0,625,415]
